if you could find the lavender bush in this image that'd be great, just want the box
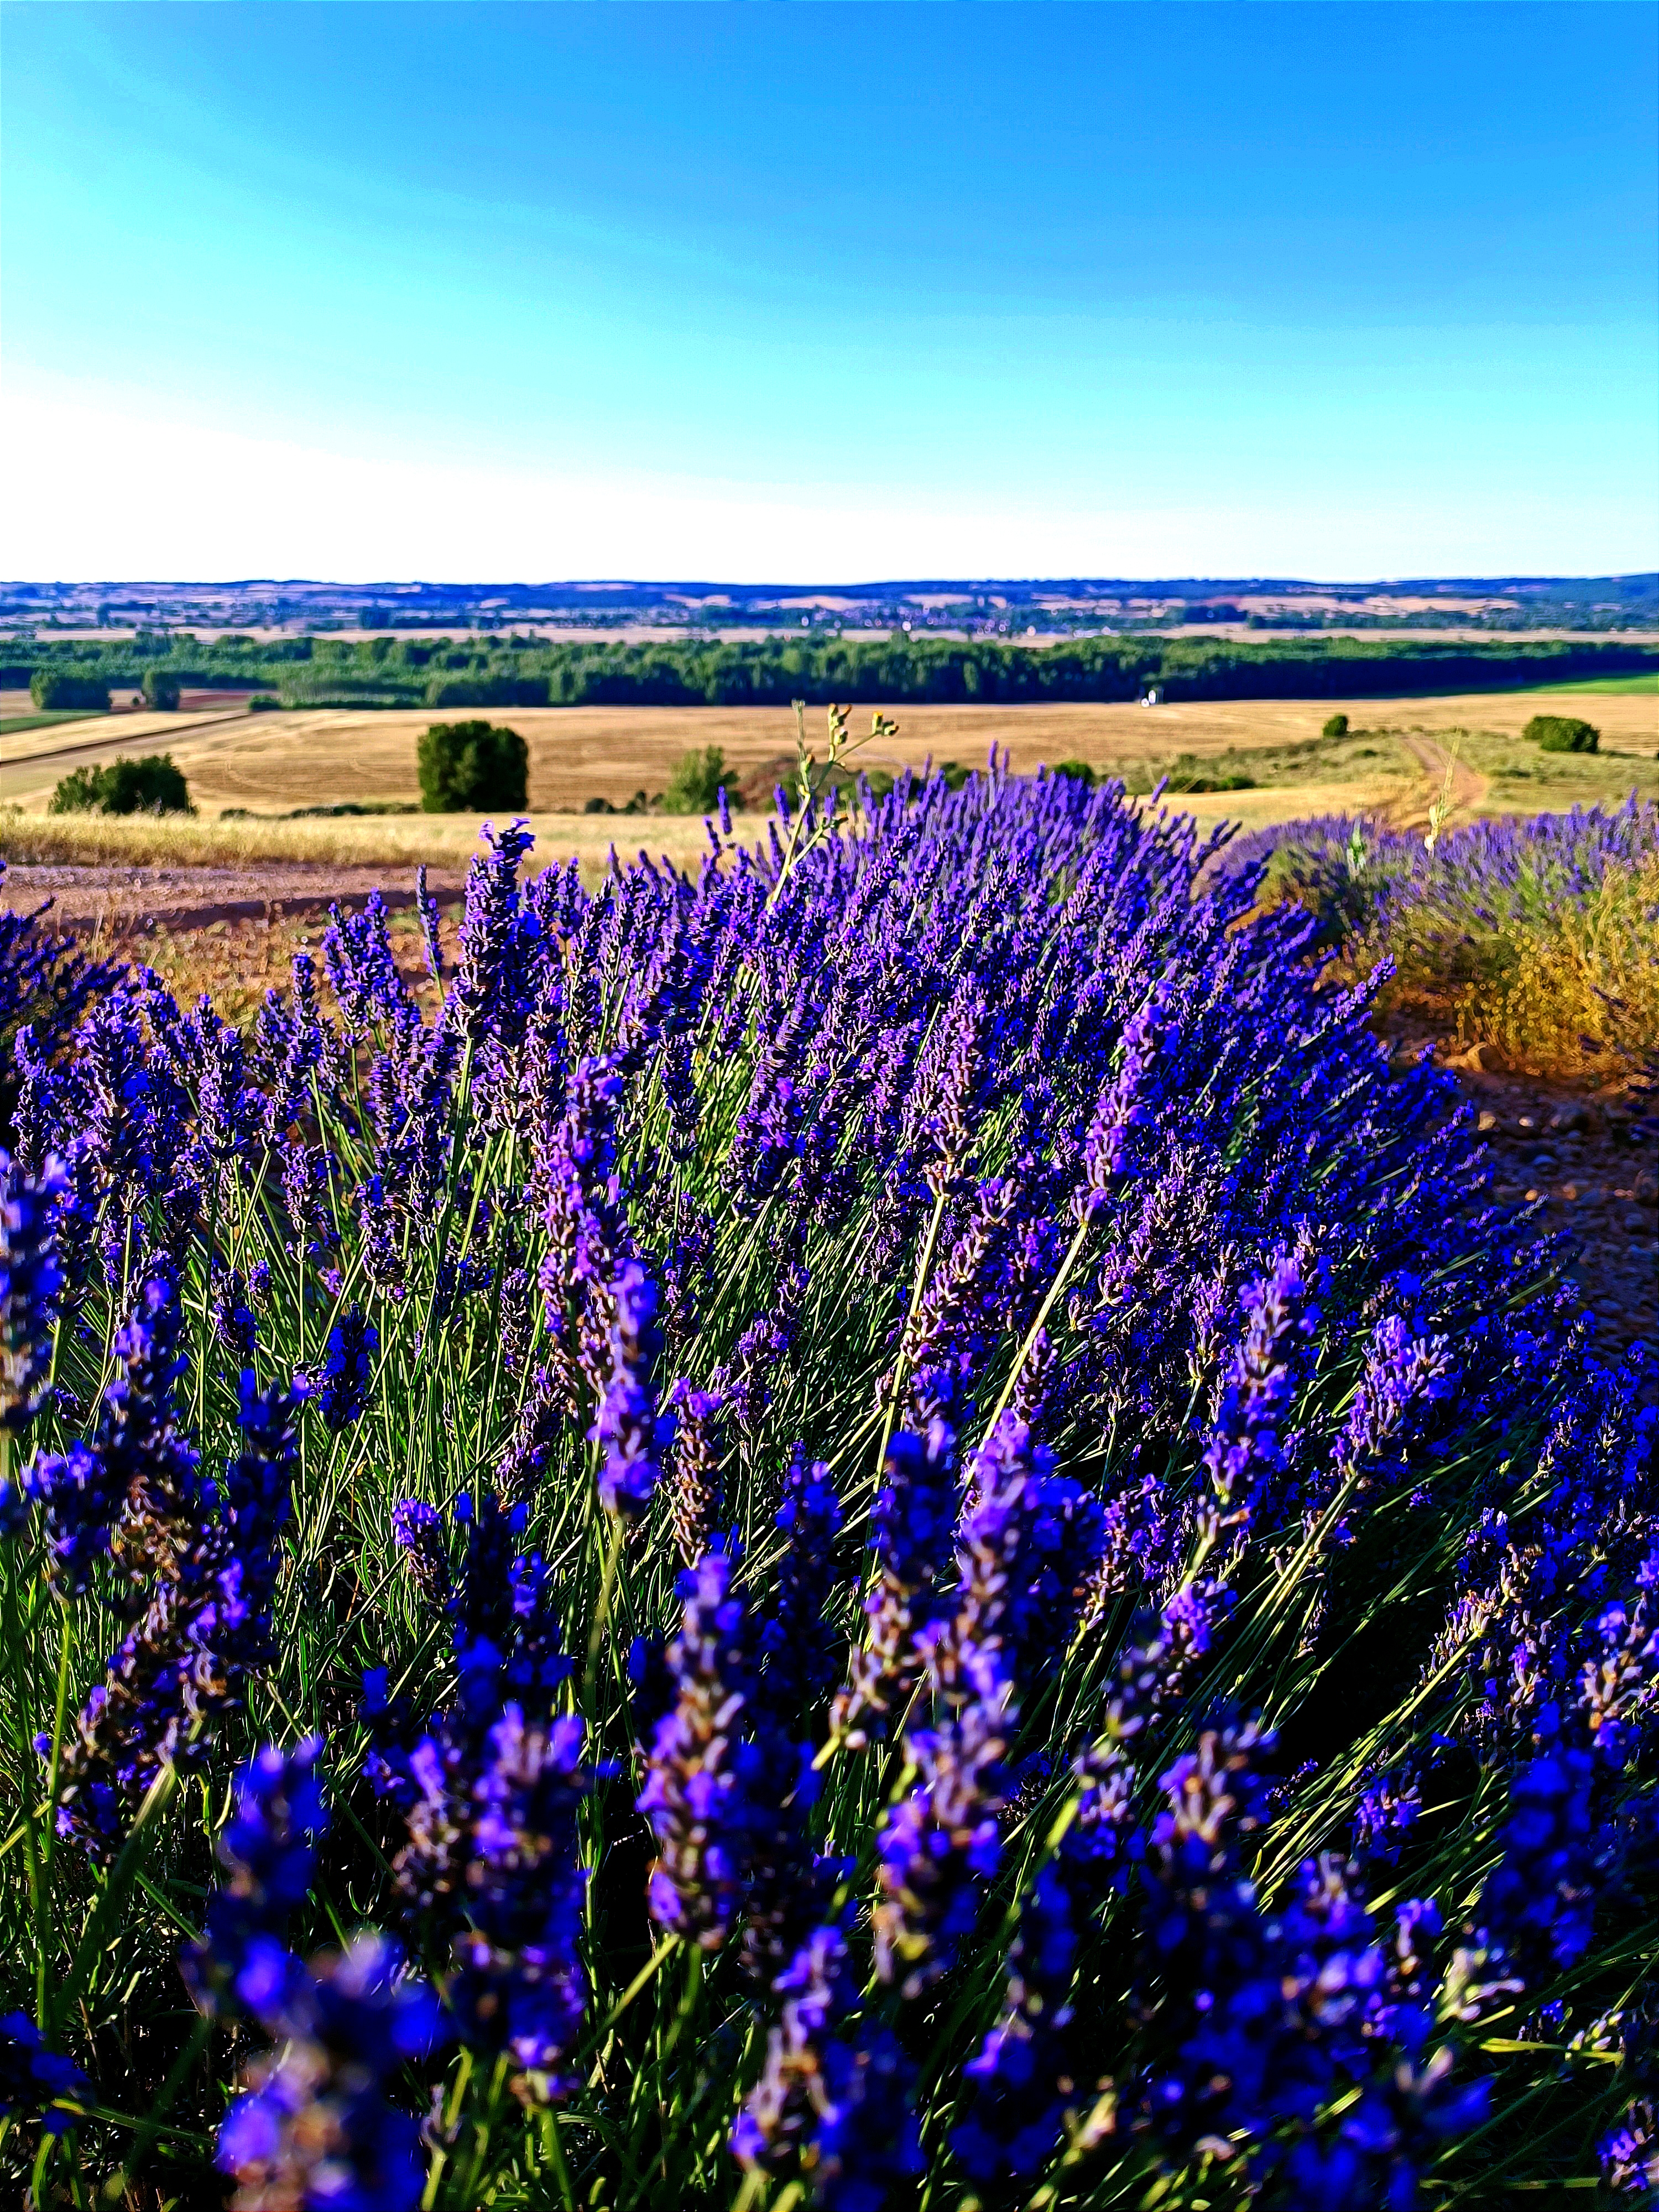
[0,762,1653,2208]
[1219,799,1659,1085]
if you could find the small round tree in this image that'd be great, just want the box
[141,669,181,710]
[417,721,530,812]
[1322,712,1349,739]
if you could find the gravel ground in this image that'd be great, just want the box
[1450,1066,1656,1372]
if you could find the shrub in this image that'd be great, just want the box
[0,784,1651,2208]
[1162,752,1255,793]
[1524,713,1600,753]
[661,744,727,815]
[248,695,281,712]
[1322,712,1349,738]
[140,669,181,710]
[28,671,110,712]
[48,753,192,816]
[416,719,529,812]
[1051,759,1097,785]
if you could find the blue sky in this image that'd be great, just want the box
[2,1,1654,581]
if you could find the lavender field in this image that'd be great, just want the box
[0,764,1654,2210]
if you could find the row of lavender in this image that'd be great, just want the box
[0,766,1653,2209]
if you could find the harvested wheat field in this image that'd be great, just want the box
[4,687,1653,818]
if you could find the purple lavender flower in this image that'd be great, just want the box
[590,1260,664,1519]
[1057,1580,1235,1913]
[184,1738,325,2021]
[1602,2098,1659,2201]
[662,1379,724,1565]
[1467,1750,1604,1989]
[390,1496,451,1609]
[372,1500,589,2084]
[491,1363,569,1506]
[948,1415,1106,1699]
[639,1545,760,1950]
[448,1703,592,2089]
[952,1864,1078,2185]
[180,1725,442,2209]
[453,820,540,1047]
[538,1056,626,1299]
[756,1446,844,1729]
[1079,984,1175,1202]
[1201,1251,1317,1537]
[280,1136,338,1264]
[414,863,445,982]
[317,1305,377,1431]
[55,1363,303,1856]
[215,1934,441,2212]
[207,1264,258,1363]
[873,1641,1011,1999]
[0,1150,66,1433]
[1327,1309,1457,1514]
[29,1264,199,1598]
[831,1417,958,1748]
[733,1923,924,2208]
[0,2011,92,2138]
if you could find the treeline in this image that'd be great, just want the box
[3,632,1655,709]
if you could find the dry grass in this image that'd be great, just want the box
[0,805,770,874]
[1463,724,1659,815]
[1401,853,1659,1087]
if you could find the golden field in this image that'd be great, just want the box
[2,689,1653,879]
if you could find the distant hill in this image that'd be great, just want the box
[2,573,1655,636]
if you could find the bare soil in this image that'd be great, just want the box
[1384,1027,1657,1378]
[4,860,472,936]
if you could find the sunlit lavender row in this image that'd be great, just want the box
[1,761,1653,2209]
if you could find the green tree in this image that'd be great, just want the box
[1322,713,1349,738]
[660,745,727,815]
[49,753,191,815]
[1051,759,1097,785]
[29,671,111,712]
[1524,714,1599,753]
[416,720,530,812]
[142,669,181,710]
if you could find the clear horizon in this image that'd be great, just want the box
[3,1,1655,583]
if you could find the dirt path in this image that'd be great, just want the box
[1391,731,1488,828]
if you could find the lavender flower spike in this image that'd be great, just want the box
[0,1149,66,1433]
[591,1259,665,1519]
[830,1418,957,1747]
[638,1545,755,1949]
[733,1922,924,2207]
[190,1739,444,2212]
[216,1934,441,2212]
[874,1641,1011,1999]
[317,1305,378,1431]
[1201,1250,1317,1537]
